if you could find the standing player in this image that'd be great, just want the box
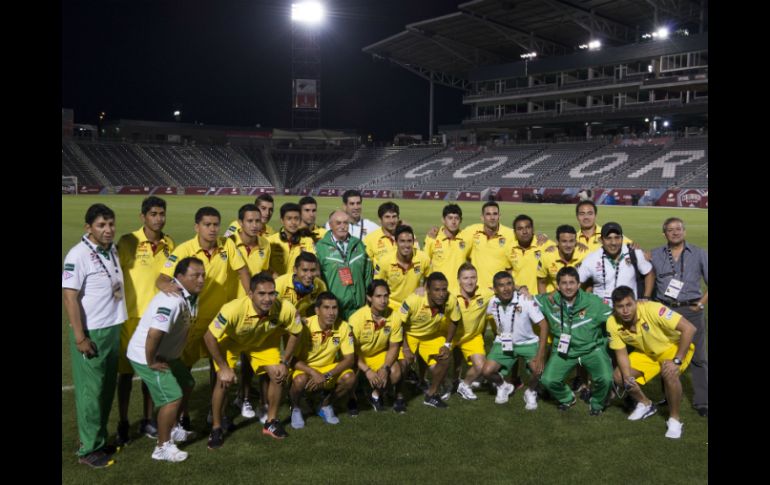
[267,202,316,277]
[537,224,588,294]
[374,225,430,306]
[325,189,380,240]
[299,196,327,241]
[424,204,471,296]
[224,193,276,238]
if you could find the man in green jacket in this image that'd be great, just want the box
[535,266,613,415]
[316,210,373,320]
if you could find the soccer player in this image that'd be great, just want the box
[204,273,302,447]
[126,257,204,462]
[453,263,494,401]
[275,252,328,319]
[458,201,515,289]
[289,293,356,428]
[607,286,696,438]
[116,196,175,444]
[349,280,405,413]
[364,201,417,267]
[63,204,127,468]
[374,225,430,306]
[398,272,462,408]
[424,204,471,295]
[299,196,327,241]
[267,202,316,276]
[224,193,276,238]
[574,200,631,252]
[535,267,614,415]
[505,214,555,294]
[482,272,548,409]
[537,224,588,294]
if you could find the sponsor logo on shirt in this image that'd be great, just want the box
[154,314,169,322]
[214,313,227,329]
[62,271,74,280]
[665,309,674,319]
[64,263,75,271]
[658,307,666,316]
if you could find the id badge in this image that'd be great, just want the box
[338,266,354,286]
[664,278,684,299]
[557,333,571,357]
[113,282,123,302]
[501,333,513,351]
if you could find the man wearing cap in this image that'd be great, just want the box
[650,217,708,417]
[578,222,653,306]
[607,286,697,438]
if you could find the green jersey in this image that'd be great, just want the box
[535,289,612,358]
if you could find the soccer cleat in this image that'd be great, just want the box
[240,399,256,419]
[347,398,360,417]
[138,419,158,439]
[170,424,196,443]
[423,393,448,409]
[290,407,305,429]
[318,405,340,425]
[207,428,224,449]
[494,382,515,404]
[628,402,658,421]
[393,397,407,414]
[523,388,538,410]
[665,418,683,439]
[557,395,577,411]
[457,381,478,401]
[263,419,288,439]
[78,450,115,468]
[115,420,130,447]
[152,440,188,462]
[369,394,385,412]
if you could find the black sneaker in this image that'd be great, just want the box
[262,419,288,439]
[115,420,130,447]
[557,396,577,411]
[656,398,669,407]
[207,427,225,449]
[423,394,448,409]
[369,394,384,412]
[579,387,592,404]
[404,368,420,385]
[589,407,603,416]
[393,397,407,414]
[138,419,158,439]
[101,444,119,456]
[570,375,585,392]
[696,406,708,417]
[222,415,236,433]
[78,450,115,468]
[179,415,192,431]
[347,397,360,417]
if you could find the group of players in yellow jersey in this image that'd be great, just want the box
[65,190,706,467]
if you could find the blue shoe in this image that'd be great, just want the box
[317,405,340,424]
[291,407,305,429]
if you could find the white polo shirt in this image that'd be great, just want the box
[127,282,196,364]
[325,218,380,240]
[486,294,545,345]
[62,236,127,330]
[578,247,652,305]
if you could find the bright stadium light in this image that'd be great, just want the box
[588,40,601,50]
[663,120,670,127]
[292,2,325,25]
[656,27,670,39]
[520,52,537,60]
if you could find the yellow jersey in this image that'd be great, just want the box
[118,227,175,318]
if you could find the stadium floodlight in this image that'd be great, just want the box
[520,52,537,60]
[291,2,325,25]
[656,27,669,39]
[663,120,670,127]
[644,118,650,122]
[173,110,181,117]
[588,40,601,50]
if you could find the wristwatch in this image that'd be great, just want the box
[672,357,682,366]
[324,371,333,381]
[443,342,452,350]
[697,303,705,310]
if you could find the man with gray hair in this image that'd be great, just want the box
[650,217,708,417]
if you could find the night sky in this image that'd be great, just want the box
[62,0,467,141]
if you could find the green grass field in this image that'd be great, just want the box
[62,195,707,484]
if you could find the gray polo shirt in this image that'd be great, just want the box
[650,242,708,303]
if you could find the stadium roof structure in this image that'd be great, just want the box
[363,0,708,89]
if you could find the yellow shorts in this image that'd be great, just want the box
[211,337,282,374]
[630,343,694,385]
[405,333,446,367]
[293,363,354,390]
[119,317,141,374]
[453,334,486,363]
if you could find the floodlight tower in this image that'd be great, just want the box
[291,1,324,129]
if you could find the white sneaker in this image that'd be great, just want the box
[240,399,256,419]
[170,424,196,443]
[495,382,515,404]
[440,389,452,401]
[665,418,683,439]
[523,388,538,410]
[628,401,657,421]
[470,380,482,390]
[152,441,188,462]
[457,381,478,400]
[258,404,268,424]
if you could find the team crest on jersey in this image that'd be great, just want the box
[414,266,421,275]
[624,256,632,265]
[477,298,484,307]
[642,323,650,331]
[499,238,506,247]
[163,247,170,257]
[383,326,391,334]
[258,249,265,258]
[579,310,586,318]
[333,337,340,346]
[515,305,522,313]
[459,241,465,249]
[434,240,442,248]
[535,251,541,260]
[220,252,228,261]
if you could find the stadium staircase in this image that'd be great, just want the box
[64,141,113,191]
[261,147,281,188]
[130,144,182,188]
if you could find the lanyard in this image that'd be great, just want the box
[559,299,575,334]
[665,247,685,277]
[601,249,622,294]
[495,293,519,335]
[81,236,120,287]
[332,237,351,264]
